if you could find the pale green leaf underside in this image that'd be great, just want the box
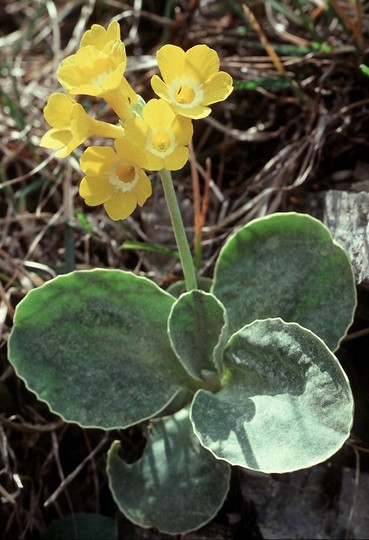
[191,318,354,473]
[168,290,228,380]
[8,269,193,429]
[212,212,357,351]
[107,408,231,535]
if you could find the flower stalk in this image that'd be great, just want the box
[159,169,198,291]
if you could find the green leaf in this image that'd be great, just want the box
[212,212,356,351]
[41,513,117,540]
[360,64,369,77]
[190,318,354,473]
[121,240,180,260]
[107,408,231,535]
[234,77,292,92]
[168,290,228,382]
[8,269,195,429]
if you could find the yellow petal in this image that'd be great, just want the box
[142,152,165,171]
[106,20,121,41]
[202,72,233,106]
[80,20,121,49]
[57,46,125,95]
[40,128,72,150]
[103,40,126,71]
[156,45,185,84]
[104,191,137,220]
[79,175,114,205]
[164,146,189,171]
[172,115,193,145]
[68,104,91,140]
[40,127,81,157]
[185,45,219,82]
[58,54,75,68]
[70,84,105,98]
[80,147,118,175]
[135,170,152,206]
[57,51,89,89]
[104,78,138,122]
[119,77,139,106]
[151,75,170,101]
[124,117,149,148]
[80,24,108,49]
[114,139,147,169]
[57,140,80,158]
[43,93,74,128]
[62,68,125,97]
[142,99,175,129]
[171,103,211,119]
[70,103,125,144]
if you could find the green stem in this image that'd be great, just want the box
[159,169,198,291]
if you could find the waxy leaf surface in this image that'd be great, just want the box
[212,213,356,350]
[8,269,193,429]
[191,318,354,473]
[107,408,231,534]
[168,290,228,380]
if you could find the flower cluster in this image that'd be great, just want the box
[41,21,233,220]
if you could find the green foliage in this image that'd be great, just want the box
[107,408,231,535]
[168,290,228,382]
[191,318,353,473]
[212,213,356,351]
[9,270,195,429]
[8,213,357,534]
[360,64,369,77]
[234,77,292,92]
[121,239,180,259]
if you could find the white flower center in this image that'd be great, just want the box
[109,162,139,192]
[91,72,109,87]
[168,77,203,108]
[147,129,176,157]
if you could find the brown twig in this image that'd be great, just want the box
[189,140,202,269]
[189,141,212,270]
[242,3,311,105]
[330,0,364,53]
[43,434,109,508]
[242,3,287,78]
[202,158,211,233]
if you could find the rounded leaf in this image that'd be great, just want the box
[107,408,231,535]
[168,290,228,380]
[8,269,194,429]
[191,318,354,473]
[212,212,357,350]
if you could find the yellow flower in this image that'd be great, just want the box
[57,41,140,122]
[39,93,125,157]
[79,139,152,220]
[108,77,142,122]
[124,99,193,171]
[79,20,121,50]
[151,44,233,119]
[57,41,126,96]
